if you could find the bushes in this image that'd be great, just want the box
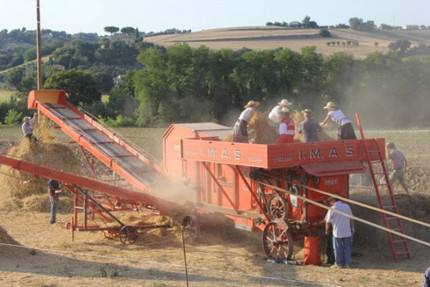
[4,109,22,125]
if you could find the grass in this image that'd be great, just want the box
[0,89,13,103]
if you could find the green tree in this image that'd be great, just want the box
[121,27,136,35]
[4,67,24,89]
[388,40,411,55]
[44,69,101,106]
[104,26,119,35]
[273,48,303,98]
[134,47,168,125]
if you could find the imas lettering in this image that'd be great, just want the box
[299,146,354,160]
[201,147,241,160]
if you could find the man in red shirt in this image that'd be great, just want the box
[276,108,295,144]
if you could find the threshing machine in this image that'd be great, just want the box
[0,89,389,262]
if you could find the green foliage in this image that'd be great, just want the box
[349,18,375,31]
[388,40,411,55]
[44,69,101,106]
[319,29,331,37]
[104,26,119,34]
[99,114,135,127]
[4,109,22,125]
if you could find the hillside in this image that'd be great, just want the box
[145,26,430,58]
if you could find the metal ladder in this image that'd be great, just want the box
[355,113,411,263]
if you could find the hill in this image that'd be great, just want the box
[145,26,430,58]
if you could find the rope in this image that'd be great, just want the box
[259,171,430,229]
[257,180,430,248]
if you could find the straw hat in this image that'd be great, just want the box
[323,101,338,109]
[23,116,31,123]
[244,100,260,109]
[302,108,312,114]
[278,99,292,106]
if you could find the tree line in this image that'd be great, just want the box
[1,31,430,129]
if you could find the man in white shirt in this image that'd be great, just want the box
[233,100,259,143]
[21,112,38,141]
[325,197,354,268]
[268,99,292,133]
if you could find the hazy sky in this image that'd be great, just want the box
[1,0,430,35]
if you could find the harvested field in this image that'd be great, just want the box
[0,124,429,286]
[145,27,430,59]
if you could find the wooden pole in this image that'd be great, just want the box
[36,0,42,90]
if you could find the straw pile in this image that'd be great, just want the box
[247,111,278,144]
[0,117,83,212]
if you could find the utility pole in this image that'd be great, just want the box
[36,0,42,90]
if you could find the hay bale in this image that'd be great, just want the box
[248,112,278,144]
[0,119,85,211]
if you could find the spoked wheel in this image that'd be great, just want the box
[182,215,200,243]
[262,222,293,261]
[103,230,117,240]
[119,226,138,244]
[268,194,287,220]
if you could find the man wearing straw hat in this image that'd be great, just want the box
[298,109,321,142]
[233,100,260,143]
[268,99,292,133]
[320,101,356,140]
[275,107,295,144]
[21,112,38,141]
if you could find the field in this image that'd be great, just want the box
[145,27,430,59]
[0,123,429,286]
[0,89,14,103]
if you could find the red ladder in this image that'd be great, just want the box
[355,113,411,263]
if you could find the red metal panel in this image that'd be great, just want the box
[28,89,66,109]
[181,138,385,169]
[301,161,366,176]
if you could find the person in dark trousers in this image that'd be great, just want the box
[325,197,354,268]
[298,109,322,142]
[48,179,61,224]
[320,101,356,140]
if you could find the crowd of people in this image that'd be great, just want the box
[232,99,357,144]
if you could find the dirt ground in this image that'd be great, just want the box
[0,128,429,286]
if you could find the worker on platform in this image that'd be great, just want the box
[268,99,292,133]
[298,109,322,143]
[320,102,356,140]
[386,142,409,194]
[22,112,38,141]
[48,179,62,224]
[275,107,295,144]
[233,100,259,143]
[325,197,354,268]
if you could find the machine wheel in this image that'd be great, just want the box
[103,230,117,239]
[182,215,200,243]
[268,194,287,220]
[119,226,138,244]
[262,222,293,261]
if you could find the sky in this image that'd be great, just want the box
[1,0,430,35]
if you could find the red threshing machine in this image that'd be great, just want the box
[0,90,390,262]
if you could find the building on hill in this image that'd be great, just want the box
[403,25,420,30]
[111,33,136,45]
